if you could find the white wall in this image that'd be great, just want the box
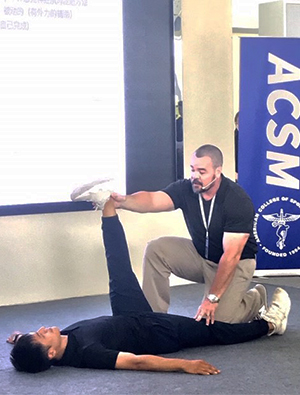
[0,0,234,307]
[232,0,276,28]
[0,209,188,306]
[182,0,234,177]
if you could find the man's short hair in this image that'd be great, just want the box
[10,334,52,373]
[194,144,223,168]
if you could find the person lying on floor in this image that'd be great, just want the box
[8,195,291,375]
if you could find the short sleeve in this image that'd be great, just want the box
[223,195,255,234]
[162,180,190,209]
[81,344,119,370]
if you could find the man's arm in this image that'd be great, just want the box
[194,232,250,324]
[115,352,220,375]
[111,191,174,213]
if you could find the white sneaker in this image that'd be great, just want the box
[70,178,113,210]
[261,287,291,336]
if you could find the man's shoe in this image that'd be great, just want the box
[70,179,113,210]
[254,284,268,317]
[261,287,291,336]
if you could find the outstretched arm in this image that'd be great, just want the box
[115,352,220,375]
[111,191,174,213]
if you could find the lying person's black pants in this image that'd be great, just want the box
[101,215,269,350]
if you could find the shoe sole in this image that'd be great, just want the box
[71,178,113,201]
[73,186,97,201]
[254,284,268,310]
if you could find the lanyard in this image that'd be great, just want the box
[199,195,216,259]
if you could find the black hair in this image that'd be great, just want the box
[194,144,223,168]
[10,334,52,374]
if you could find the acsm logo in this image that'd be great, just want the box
[253,197,300,258]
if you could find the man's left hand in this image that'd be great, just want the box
[194,299,218,325]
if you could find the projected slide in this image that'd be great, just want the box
[0,0,125,208]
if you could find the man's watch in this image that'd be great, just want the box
[206,294,220,303]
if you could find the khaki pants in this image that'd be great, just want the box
[142,236,262,323]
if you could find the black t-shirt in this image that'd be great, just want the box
[53,313,183,370]
[162,175,257,263]
[51,312,269,371]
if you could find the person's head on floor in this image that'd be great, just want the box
[190,144,223,194]
[10,326,63,373]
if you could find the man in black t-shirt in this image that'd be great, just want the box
[8,198,291,374]
[111,144,264,324]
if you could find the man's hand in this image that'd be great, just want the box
[194,299,218,325]
[110,192,126,208]
[182,359,220,375]
[7,331,22,344]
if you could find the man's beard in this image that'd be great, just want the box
[191,180,204,194]
[191,177,216,194]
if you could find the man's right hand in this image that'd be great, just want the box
[182,359,220,375]
[110,192,126,208]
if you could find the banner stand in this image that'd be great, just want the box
[239,37,300,274]
[254,269,300,277]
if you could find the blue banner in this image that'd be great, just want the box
[239,37,300,270]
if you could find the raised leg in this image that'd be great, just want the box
[102,200,152,315]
